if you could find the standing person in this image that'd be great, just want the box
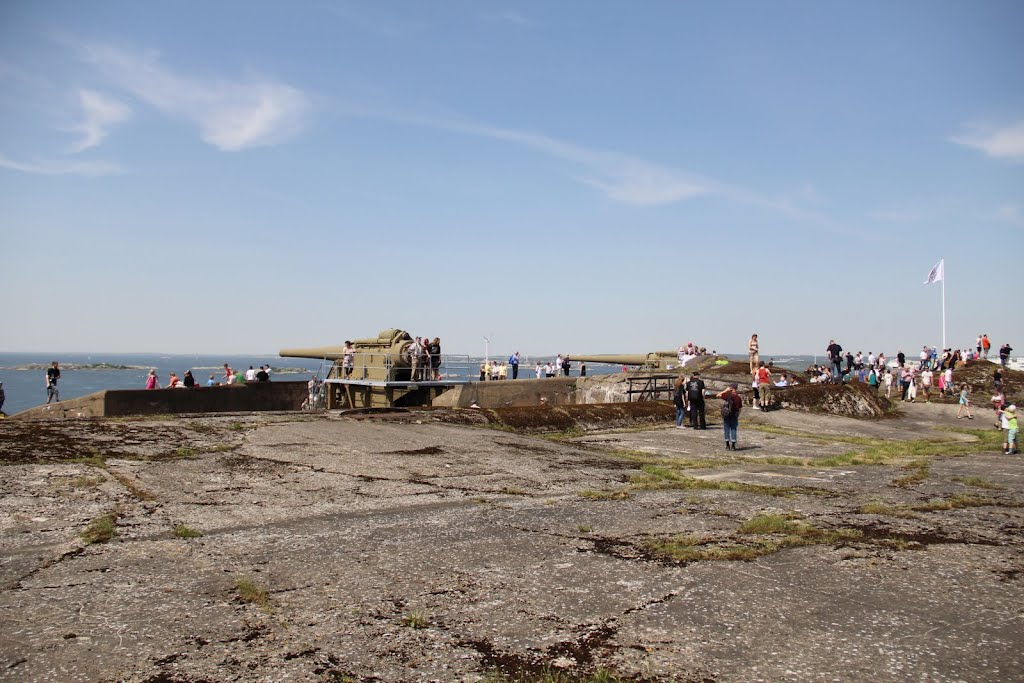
[982,334,991,359]
[868,366,879,391]
[535,362,543,379]
[920,367,933,402]
[555,355,563,376]
[561,356,571,376]
[580,362,587,377]
[844,351,854,375]
[956,384,974,419]
[896,350,906,368]
[429,337,442,380]
[717,383,743,450]
[222,363,233,383]
[943,366,954,396]
[826,340,843,383]
[883,369,894,398]
[342,341,355,379]
[245,366,257,382]
[672,376,687,429]
[685,372,707,429]
[0,381,4,415]
[755,361,772,410]
[509,352,520,380]
[255,366,269,382]
[46,361,61,404]
[993,367,1003,393]
[748,334,760,374]
[976,335,983,359]
[409,338,422,381]
[145,369,160,390]
[480,362,487,382]
[1000,343,1013,368]
[1004,405,1018,455]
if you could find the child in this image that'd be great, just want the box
[1004,405,1018,455]
[956,384,974,419]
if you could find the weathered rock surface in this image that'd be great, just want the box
[0,404,1021,682]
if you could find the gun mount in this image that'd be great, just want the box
[565,352,684,372]
[281,328,414,382]
[280,329,471,410]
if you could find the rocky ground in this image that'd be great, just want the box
[0,401,1021,682]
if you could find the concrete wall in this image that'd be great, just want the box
[432,377,577,408]
[12,382,308,420]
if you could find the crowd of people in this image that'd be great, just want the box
[405,336,442,381]
[144,363,273,390]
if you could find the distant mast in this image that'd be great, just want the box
[923,258,945,350]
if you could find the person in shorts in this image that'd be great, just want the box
[1004,405,1018,455]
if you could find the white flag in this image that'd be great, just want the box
[924,259,944,285]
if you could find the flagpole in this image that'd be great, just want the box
[941,265,946,350]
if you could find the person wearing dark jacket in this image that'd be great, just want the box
[717,383,743,450]
[685,372,707,429]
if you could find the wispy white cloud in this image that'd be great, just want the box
[990,204,1024,225]
[67,88,132,152]
[867,208,926,223]
[375,112,709,206]
[78,43,308,151]
[950,120,1024,160]
[498,10,529,25]
[0,152,122,176]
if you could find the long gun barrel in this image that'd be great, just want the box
[565,353,681,370]
[279,346,348,361]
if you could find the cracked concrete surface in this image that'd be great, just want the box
[0,406,1022,682]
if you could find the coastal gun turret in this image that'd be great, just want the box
[280,329,461,410]
[565,352,684,372]
[281,328,415,382]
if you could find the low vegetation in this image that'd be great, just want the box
[401,609,429,629]
[234,577,270,607]
[173,524,203,539]
[80,510,119,544]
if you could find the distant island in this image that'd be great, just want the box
[9,363,151,371]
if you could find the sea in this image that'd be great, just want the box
[0,352,817,417]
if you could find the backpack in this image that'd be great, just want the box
[721,396,735,419]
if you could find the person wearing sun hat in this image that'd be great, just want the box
[1004,405,1018,455]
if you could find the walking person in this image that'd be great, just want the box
[826,340,843,383]
[717,383,743,450]
[509,352,520,380]
[883,369,894,399]
[999,343,1013,368]
[748,334,760,375]
[685,372,707,429]
[45,361,61,404]
[1004,405,1018,455]
[956,384,974,419]
[672,376,687,429]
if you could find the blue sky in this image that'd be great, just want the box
[1,1,1021,359]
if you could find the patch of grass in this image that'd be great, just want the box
[401,609,429,629]
[234,577,269,607]
[80,510,119,544]
[483,667,628,683]
[173,524,203,539]
[499,486,528,496]
[228,422,245,431]
[892,461,930,488]
[579,489,631,500]
[859,499,919,518]
[204,443,238,453]
[173,446,197,458]
[64,475,105,488]
[187,421,219,434]
[609,449,733,469]
[738,514,798,534]
[913,494,1002,511]
[631,465,806,498]
[68,454,106,468]
[951,476,1003,490]
[577,524,593,533]
[747,424,833,444]
[107,470,156,501]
